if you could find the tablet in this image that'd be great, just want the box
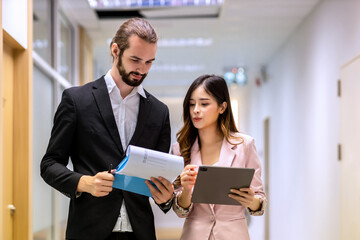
[191,166,255,205]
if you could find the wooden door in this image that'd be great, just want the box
[339,54,360,240]
[1,1,33,239]
[1,40,15,240]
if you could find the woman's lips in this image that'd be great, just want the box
[193,117,201,122]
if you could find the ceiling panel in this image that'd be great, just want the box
[61,0,320,95]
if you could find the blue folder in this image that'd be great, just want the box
[112,155,155,197]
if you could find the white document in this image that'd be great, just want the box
[116,145,184,181]
[113,145,184,197]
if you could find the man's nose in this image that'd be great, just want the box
[136,68,144,74]
[136,63,146,74]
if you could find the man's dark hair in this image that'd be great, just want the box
[110,18,158,59]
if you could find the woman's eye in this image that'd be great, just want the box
[132,59,139,63]
[201,103,209,106]
[189,103,195,107]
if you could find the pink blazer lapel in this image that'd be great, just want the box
[190,137,237,167]
[190,138,238,213]
[190,138,202,166]
[218,138,237,167]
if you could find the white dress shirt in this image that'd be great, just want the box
[104,70,147,232]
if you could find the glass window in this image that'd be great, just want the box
[33,1,75,239]
[33,0,52,65]
[32,66,54,240]
[59,12,73,82]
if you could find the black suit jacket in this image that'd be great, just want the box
[40,76,171,240]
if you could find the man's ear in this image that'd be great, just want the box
[111,43,119,59]
[220,102,227,114]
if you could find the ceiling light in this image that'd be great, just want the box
[224,67,247,86]
[88,0,224,9]
[151,64,205,72]
[158,38,213,47]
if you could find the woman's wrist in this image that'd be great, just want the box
[178,189,192,209]
[248,197,261,211]
[181,187,192,196]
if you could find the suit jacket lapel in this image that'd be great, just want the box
[219,138,236,167]
[92,77,124,154]
[190,138,202,166]
[129,92,152,145]
[191,137,236,167]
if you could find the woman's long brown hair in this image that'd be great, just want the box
[174,75,243,187]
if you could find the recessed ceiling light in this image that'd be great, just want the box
[88,0,224,9]
[158,38,213,47]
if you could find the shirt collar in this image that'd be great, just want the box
[104,70,147,99]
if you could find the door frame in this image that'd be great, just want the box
[0,0,33,239]
[0,1,4,237]
[339,54,360,240]
[263,117,270,240]
[2,34,16,240]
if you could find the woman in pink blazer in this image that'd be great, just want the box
[172,74,267,240]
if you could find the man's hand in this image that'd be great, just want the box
[77,170,115,197]
[145,177,174,204]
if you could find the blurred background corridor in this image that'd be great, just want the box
[1,0,360,239]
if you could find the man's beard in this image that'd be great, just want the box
[117,59,147,87]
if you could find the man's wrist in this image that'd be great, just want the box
[160,192,175,208]
[165,192,175,205]
[77,175,90,193]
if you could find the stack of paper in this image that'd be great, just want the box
[113,145,184,197]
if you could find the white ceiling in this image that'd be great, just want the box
[60,0,320,93]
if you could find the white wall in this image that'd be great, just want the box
[2,0,28,48]
[247,0,360,239]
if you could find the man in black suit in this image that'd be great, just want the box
[41,18,174,240]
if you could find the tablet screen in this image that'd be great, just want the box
[191,166,255,205]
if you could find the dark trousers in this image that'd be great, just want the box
[104,232,136,240]
[67,232,136,240]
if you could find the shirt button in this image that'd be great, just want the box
[210,215,215,221]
